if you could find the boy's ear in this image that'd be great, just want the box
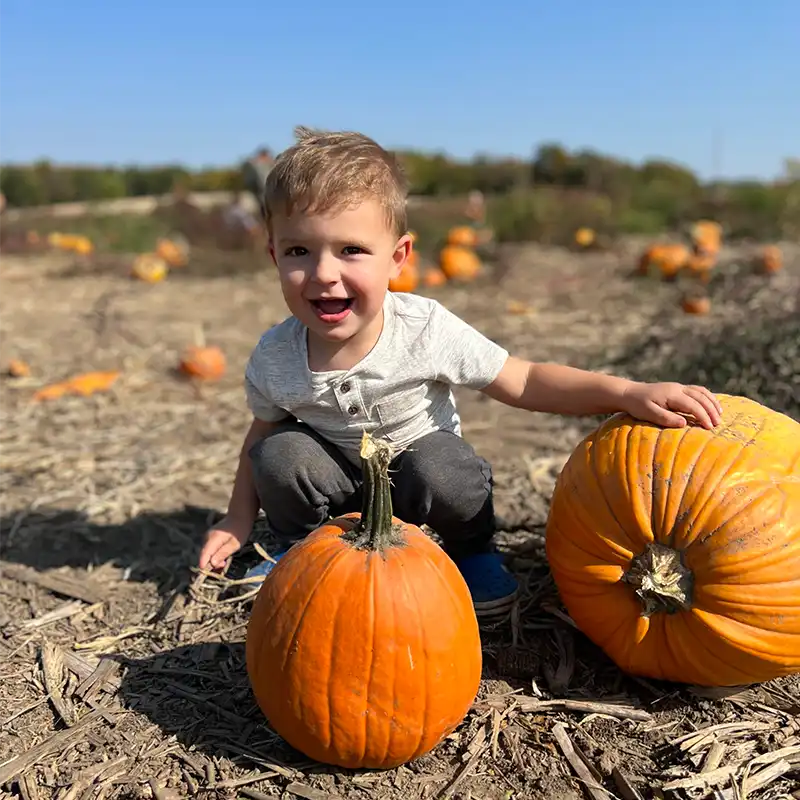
[267,240,277,265]
[390,233,413,277]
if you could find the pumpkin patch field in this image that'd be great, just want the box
[1,224,799,799]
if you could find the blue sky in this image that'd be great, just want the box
[1,0,797,180]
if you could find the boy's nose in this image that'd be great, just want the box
[311,255,341,284]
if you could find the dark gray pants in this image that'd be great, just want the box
[248,421,495,560]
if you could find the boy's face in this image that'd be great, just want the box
[269,199,411,352]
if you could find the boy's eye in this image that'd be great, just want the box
[343,245,365,256]
[284,246,308,257]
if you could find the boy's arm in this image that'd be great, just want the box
[198,417,277,571]
[226,417,277,526]
[482,356,721,429]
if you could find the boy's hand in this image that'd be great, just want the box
[198,515,252,572]
[621,382,722,429]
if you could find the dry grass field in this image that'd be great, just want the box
[1,232,799,800]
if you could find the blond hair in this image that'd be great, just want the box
[262,126,408,236]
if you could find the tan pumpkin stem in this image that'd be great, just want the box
[342,431,404,551]
[623,542,694,617]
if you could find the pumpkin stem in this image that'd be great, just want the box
[623,542,694,617]
[343,431,404,551]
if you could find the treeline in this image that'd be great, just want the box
[2,146,798,241]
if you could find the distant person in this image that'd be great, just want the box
[465,189,485,225]
[242,148,274,214]
[219,191,262,250]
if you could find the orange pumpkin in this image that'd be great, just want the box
[422,267,447,287]
[439,245,481,282]
[680,293,711,315]
[545,394,800,686]
[6,359,31,378]
[446,225,478,248]
[761,245,782,274]
[178,345,226,380]
[155,235,190,267]
[638,243,689,279]
[389,251,419,293]
[690,220,722,255]
[685,252,716,284]
[33,371,121,402]
[246,432,482,769]
[131,253,168,283]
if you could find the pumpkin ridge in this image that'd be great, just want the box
[671,428,758,552]
[556,474,637,564]
[582,434,643,556]
[321,550,363,755]
[253,543,343,642]
[397,549,432,762]
[252,544,344,685]
[358,552,379,765]
[696,483,786,572]
[687,610,798,682]
[651,422,678,545]
[627,426,655,546]
[277,547,353,677]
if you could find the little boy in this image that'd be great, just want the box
[199,127,722,618]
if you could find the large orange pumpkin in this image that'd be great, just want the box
[546,394,800,687]
[246,432,482,769]
[439,245,481,282]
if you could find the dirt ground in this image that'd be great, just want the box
[1,241,799,800]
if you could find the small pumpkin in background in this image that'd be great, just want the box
[690,220,722,256]
[422,267,447,288]
[33,370,121,402]
[680,291,711,315]
[156,235,190,268]
[131,253,168,283]
[760,245,782,275]
[178,345,226,381]
[685,251,716,284]
[546,394,800,687]
[246,432,482,769]
[6,359,31,378]
[439,245,481,282]
[446,225,478,248]
[638,243,689,280]
[574,227,596,248]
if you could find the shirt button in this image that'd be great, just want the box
[340,382,351,393]
[348,405,359,415]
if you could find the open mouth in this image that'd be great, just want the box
[310,297,354,323]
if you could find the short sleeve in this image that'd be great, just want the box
[244,346,291,422]
[427,301,508,389]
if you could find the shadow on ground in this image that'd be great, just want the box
[0,505,229,596]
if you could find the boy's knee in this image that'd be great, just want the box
[248,424,318,486]
[395,432,492,513]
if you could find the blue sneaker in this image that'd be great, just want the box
[243,552,286,584]
[455,552,519,619]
